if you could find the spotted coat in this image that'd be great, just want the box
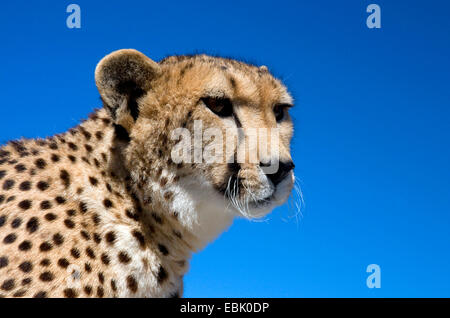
[0,49,295,298]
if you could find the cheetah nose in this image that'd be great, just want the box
[264,161,295,186]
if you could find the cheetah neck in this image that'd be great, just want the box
[126,157,236,254]
[158,174,235,251]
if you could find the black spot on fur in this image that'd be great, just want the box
[229,76,237,89]
[58,258,70,269]
[89,177,98,186]
[53,233,64,246]
[126,275,138,293]
[18,241,32,251]
[93,233,102,244]
[0,150,10,158]
[18,200,31,210]
[33,291,47,298]
[71,248,81,259]
[80,128,92,141]
[40,259,50,267]
[68,142,78,151]
[97,286,104,297]
[164,191,173,201]
[79,202,88,213]
[95,131,103,140]
[132,230,145,248]
[64,219,75,229]
[19,261,32,273]
[0,256,8,268]
[22,278,32,285]
[34,158,46,169]
[1,279,15,291]
[113,124,131,142]
[39,271,54,282]
[158,244,169,256]
[55,196,66,204]
[3,179,15,190]
[125,209,139,221]
[64,288,77,298]
[98,272,105,284]
[19,181,31,191]
[103,199,113,208]
[51,154,60,162]
[111,280,117,292]
[101,254,110,265]
[35,140,46,147]
[60,170,71,188]
[39,242,52,252]
[86,247,96,259]
[84,285,92,296]
[11,140,27,153]
[11,217,22,228]
[12,289,26,297]
[44,213,57,221]
[92,214,101,225]
[3,233,16,244]
[40,200,52,210]
[80,230,90,241]
[151,212,163,224]
[37,181,49,191]
[105,231,116,244]
[118,251,131,264]
[157,265,168,284]
[14,164,26,172]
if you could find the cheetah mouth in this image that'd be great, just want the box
[249,195,274,207]
[216,174,277,213]
[220,188,274,207]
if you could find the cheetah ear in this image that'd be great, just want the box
[95,49,161,129]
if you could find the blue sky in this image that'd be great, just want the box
[1,1,449,297]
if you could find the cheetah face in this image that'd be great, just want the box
[96,50,295,219]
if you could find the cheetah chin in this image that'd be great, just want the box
[0,49,295,298]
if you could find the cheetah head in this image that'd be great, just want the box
[95,49,295,233]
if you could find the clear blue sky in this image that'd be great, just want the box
[1,1,449,297]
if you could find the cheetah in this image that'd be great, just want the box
[0,49,295,298]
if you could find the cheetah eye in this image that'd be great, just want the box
[201,97,233,118]
[273,103,292,123]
